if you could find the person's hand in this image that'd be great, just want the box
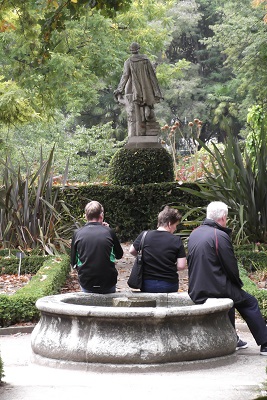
[102,221,109,227]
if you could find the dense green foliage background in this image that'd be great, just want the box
[1,0,267,380]
[1,0,266,182]
[1,0,267,248]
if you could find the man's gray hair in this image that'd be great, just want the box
[206,201,228,221]
[84,201,104,221]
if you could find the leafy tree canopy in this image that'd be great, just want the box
[0,0,178,120]
[0,0,132,61]
[204,0,267,113]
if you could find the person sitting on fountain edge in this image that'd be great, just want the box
[70,201,123,294]
[129,206,187,293]
[187,201,267,355]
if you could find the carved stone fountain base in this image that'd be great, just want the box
[31,292,236,368]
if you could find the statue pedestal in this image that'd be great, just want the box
[125,136,162,149]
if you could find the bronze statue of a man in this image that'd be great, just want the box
[114,42,163,137]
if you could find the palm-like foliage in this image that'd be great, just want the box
[0,147,77,254]
[181,125,267,243]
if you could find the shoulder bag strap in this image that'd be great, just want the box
[138,230,148,255]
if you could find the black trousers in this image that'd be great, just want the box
[228,290,267,345]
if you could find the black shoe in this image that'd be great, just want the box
[236,338,248,350]
[260,343,267,355]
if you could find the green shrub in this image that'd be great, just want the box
[179,125,267,243]
[0,146,74,254]
[241,267,267,320]
[59,182,205,241]
[236,250,267,271]
[108,147,174,185]
[0,255,70,327]
[235,244,267,252]
[0,255,51,275]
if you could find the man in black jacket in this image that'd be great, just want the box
[71,201,123,294]
[187,201,267,355]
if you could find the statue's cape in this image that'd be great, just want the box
[128,55,163,106]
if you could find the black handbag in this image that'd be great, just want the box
[127,231,148,289]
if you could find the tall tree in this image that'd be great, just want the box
[0,0,132,62]
[159,0,230,130]
[205,0,267,117]
[0,0,177,120]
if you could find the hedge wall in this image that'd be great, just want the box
[0,255,49,275]
[59,182,205,241]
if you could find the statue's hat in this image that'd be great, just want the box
[130,42,140,52]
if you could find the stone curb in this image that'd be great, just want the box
[0,325,35,336]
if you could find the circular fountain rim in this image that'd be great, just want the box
[32,291,236,368]
[35,292,234,318]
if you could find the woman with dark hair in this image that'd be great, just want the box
[129,206,187,293]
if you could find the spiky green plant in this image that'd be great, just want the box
[179,124,267,244]
[0,146,76,254]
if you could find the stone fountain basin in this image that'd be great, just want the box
[31,292,236,366]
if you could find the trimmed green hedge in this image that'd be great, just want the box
[0,255,50,275]
[108,147,174,185]
[0,255,70,327]
[60,182,205,241]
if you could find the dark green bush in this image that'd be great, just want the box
[0,255,70,327]
[59,182,205,241]
[108,147,174,185]
[235,244,267,252]
[0,255,51,275]
[59,181,207,242]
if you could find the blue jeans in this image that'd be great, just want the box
[81,285,116,294]
[141,279,178,293]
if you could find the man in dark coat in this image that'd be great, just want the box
[187,201,267,355]
[71,201,123,294]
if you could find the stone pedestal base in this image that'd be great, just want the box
[125,136,162,149]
